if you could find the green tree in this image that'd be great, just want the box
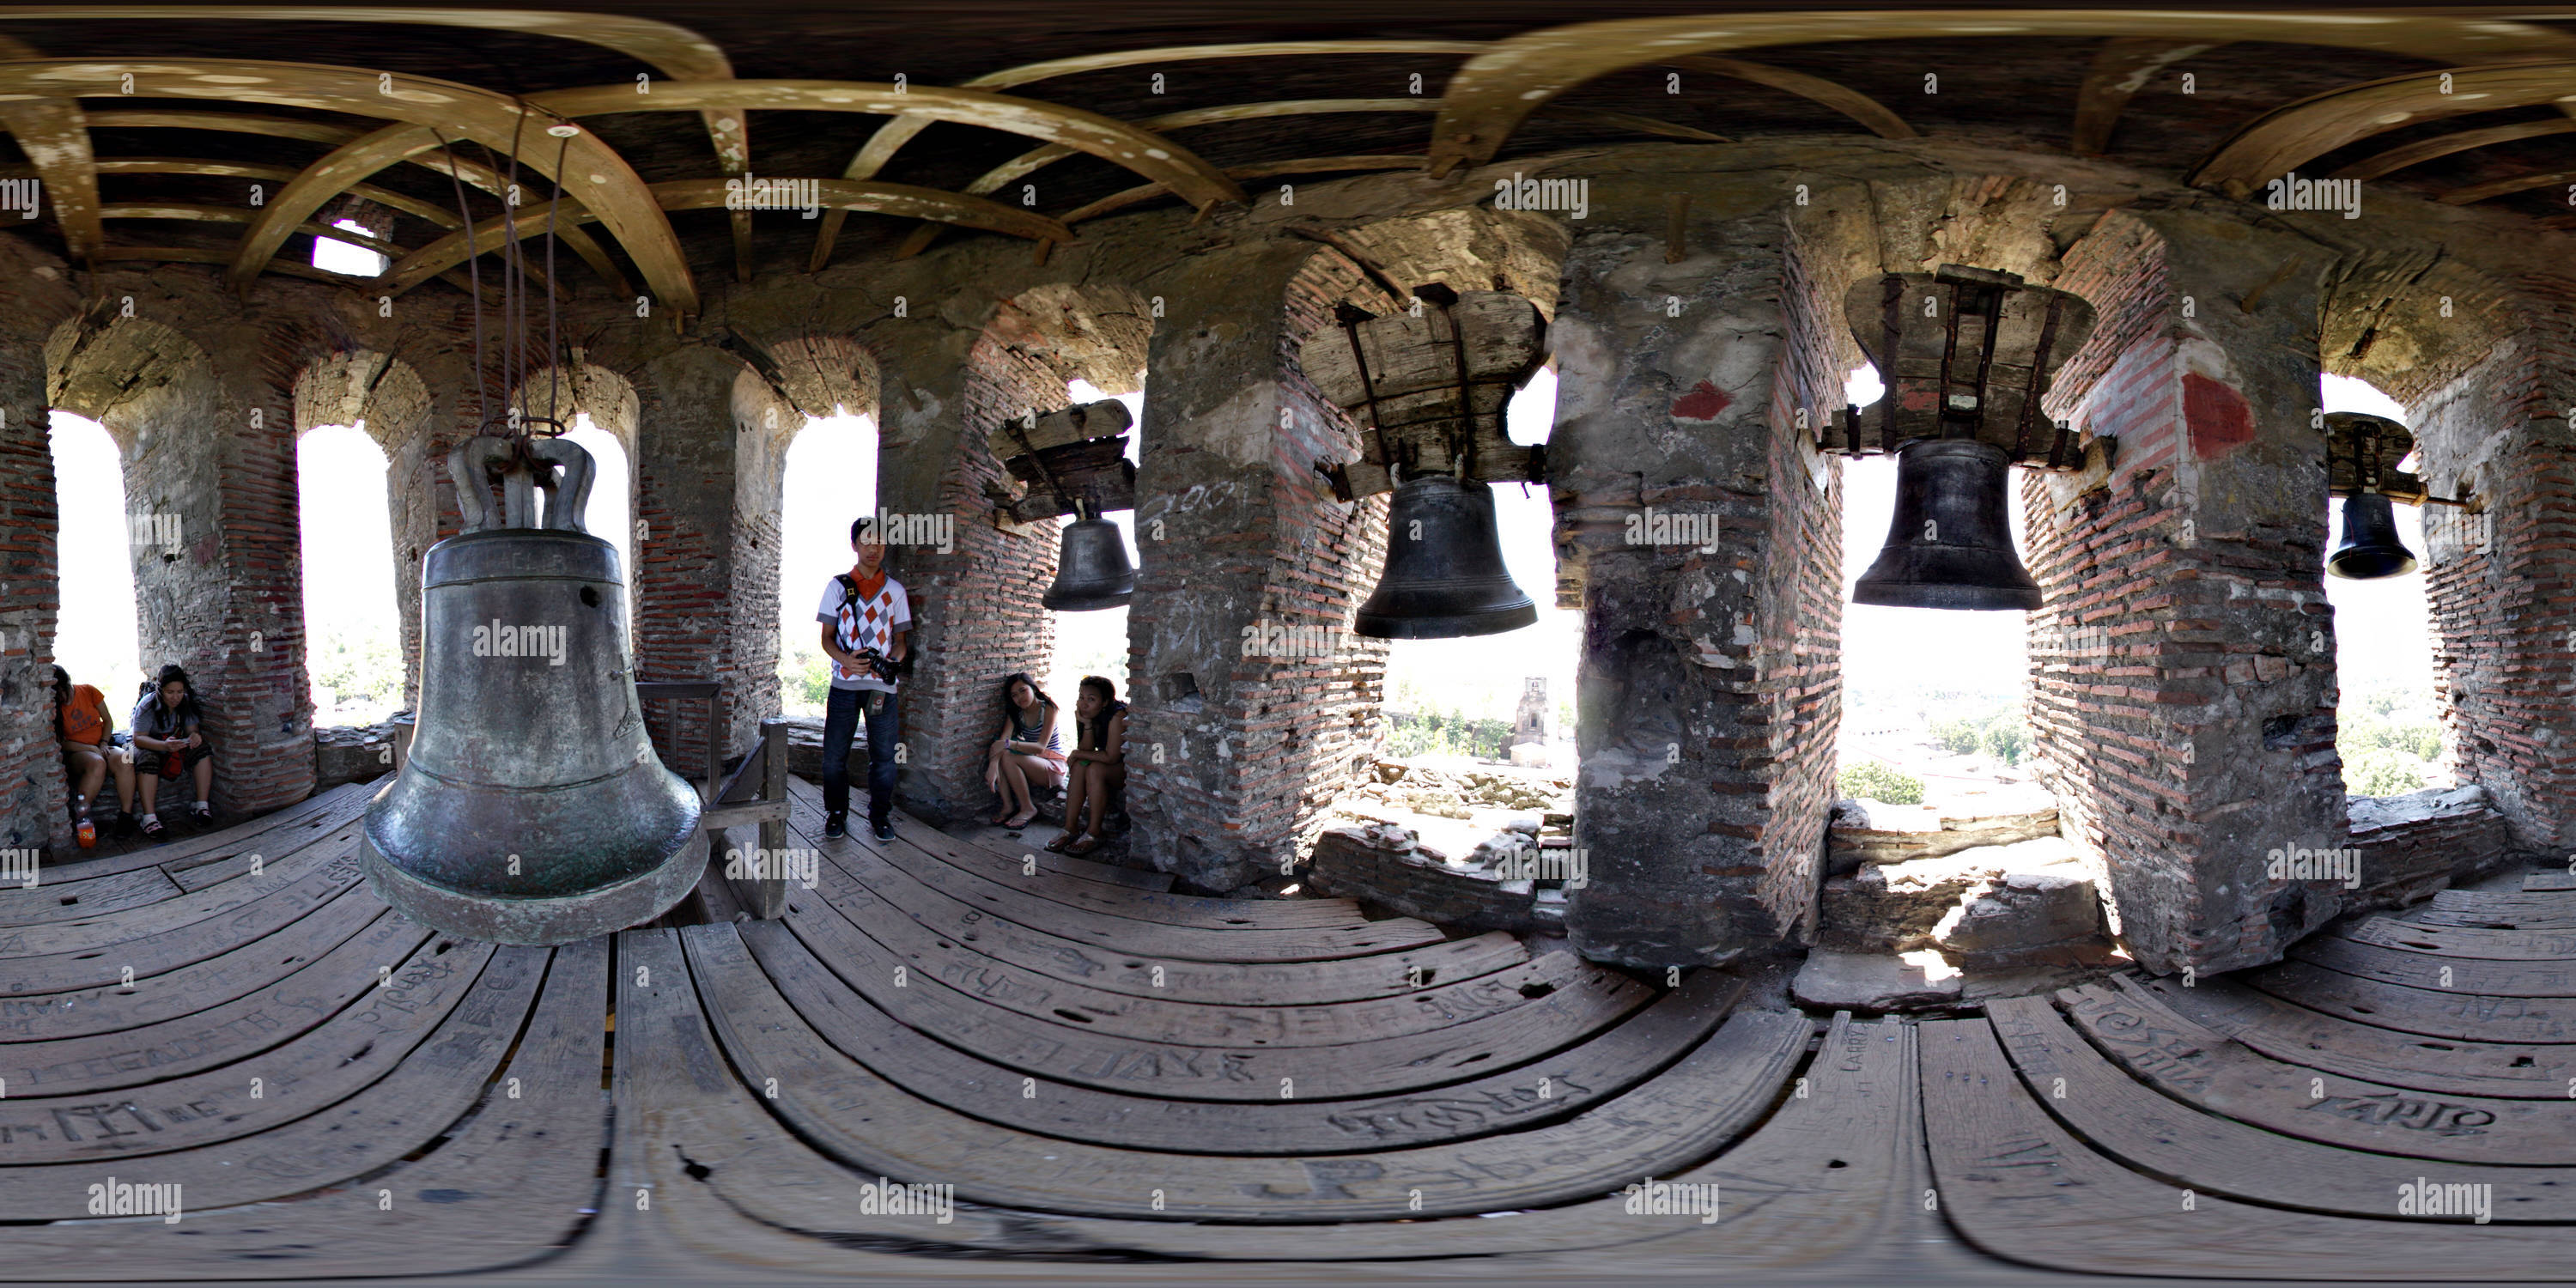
[1838,760,1924,805]
[2348,747,2427,797]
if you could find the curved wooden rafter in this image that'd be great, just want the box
[0,58,695,311]
[1058,155,1427,226]
[378,177,1074,297]
[0,35,100,260]
[2441,167,2576,205]
[0,6,757,278]
[86,156,459,227]
[2333,118,2576,182]
[1423,12,2576,178]
[530,80,1247,213]
[1663,54,1913,139]
[809,39,1487,270]
[2070,37,2220,155]
[2193,61,2576,197]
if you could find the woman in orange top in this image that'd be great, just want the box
[52,665,135,828]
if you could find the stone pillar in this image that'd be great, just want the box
[1547,222,1843,967]
[629,343,775,775]
[1122,240,1392,893]
[863,318,1066,824]
[0,237,76,853]
[2412,282,2576,851]
[2025,209,2343,976]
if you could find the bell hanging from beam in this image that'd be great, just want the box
[1852,438,2044,611]
[1042,500,1136,611]
[361,435,704,945]
[2326,491,2420,580]
[1354,473,1538,639]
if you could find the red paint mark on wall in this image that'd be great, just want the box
[2183,372,2254,459]
[1670,380,1730,420]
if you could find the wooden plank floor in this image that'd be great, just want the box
[17,787,2576,1282]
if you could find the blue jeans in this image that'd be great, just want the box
[822,686,900,823]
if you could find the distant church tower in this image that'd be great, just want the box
[1512,677,1547,749]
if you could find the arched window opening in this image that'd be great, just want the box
[776,407,879,719]
[560,414,634,627]
[2320,374,2446,798]
[1835,361,2038,810]
[1044,375,1143,715]
[310,218,387,277]
[297,423,402,725]
[1359,363,1577,858]
[48,410,143,708]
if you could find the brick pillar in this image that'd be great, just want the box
[2412,279,2576,850]
[0,238,76,854]
[52,301,317,817]
[630,343,774,775]
[1122,240,1393,893]
[1548,223,1842,967]
[864,319,1065,824]
[2026,209,2343,976]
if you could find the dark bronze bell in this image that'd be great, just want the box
[1354,474,1538,639]
[1042,511,1135,611]
[2327,491,2419,580]
[361,436,703,945]
[1853,438,2044,611]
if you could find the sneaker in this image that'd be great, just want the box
[872,817,896,841]
[823,811,848,840]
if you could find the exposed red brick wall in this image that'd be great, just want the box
[0,322,67,854]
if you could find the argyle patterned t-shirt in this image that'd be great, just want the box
[816,572,911,694]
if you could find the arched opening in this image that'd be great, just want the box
[47,410,142,710]
[562,413,635,626]
[1834,361,2037,811]
[1356,361,1577,858]
[296,422,401,725]
[2320,374,2445,798]
[777,408,878,719]
[1043,374,1141,714]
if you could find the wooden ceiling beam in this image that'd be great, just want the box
[88,156,458,227]
[2194,62,2576,197]
[1058,155,1426,227]
[0,5,754,280]
[0,59,692,312]
[809,39,1484,271]
[0,35,101,261]
[2069,38,2219,155]
[1424,12,2576,178]
[2331,118,2576,182]
[380,178,1072,297]
[2440,167,2576,205]
[1663,55,1912,140]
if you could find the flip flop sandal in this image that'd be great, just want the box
[141,818,166,838]
[1066,835,1103,856]
[1004,810,1038,830]
[1043,832,1080,854]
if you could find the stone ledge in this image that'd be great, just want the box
[1307,821,1552,933]
[2343,783,2514,912]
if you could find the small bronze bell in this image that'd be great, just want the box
[1853,438,2044,611]
[2326,491,2419,580]
[1354,474,1538,639]
[1042,505,1136,611]
[361,436,703,945]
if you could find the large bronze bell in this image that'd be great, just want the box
[1853,438,2044,611]
[1042,507,1135,611]
[1354,474,1538,639]
[361,435,703,945]
[2327,491,2419,580]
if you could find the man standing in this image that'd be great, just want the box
[817,517,910,841]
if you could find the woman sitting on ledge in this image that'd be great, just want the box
[984,671,1065,830]
[1048,674,1127,857]
[131,664,214,837]
[52,665,136,834]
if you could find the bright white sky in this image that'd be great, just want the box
[45,368,2433,723]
